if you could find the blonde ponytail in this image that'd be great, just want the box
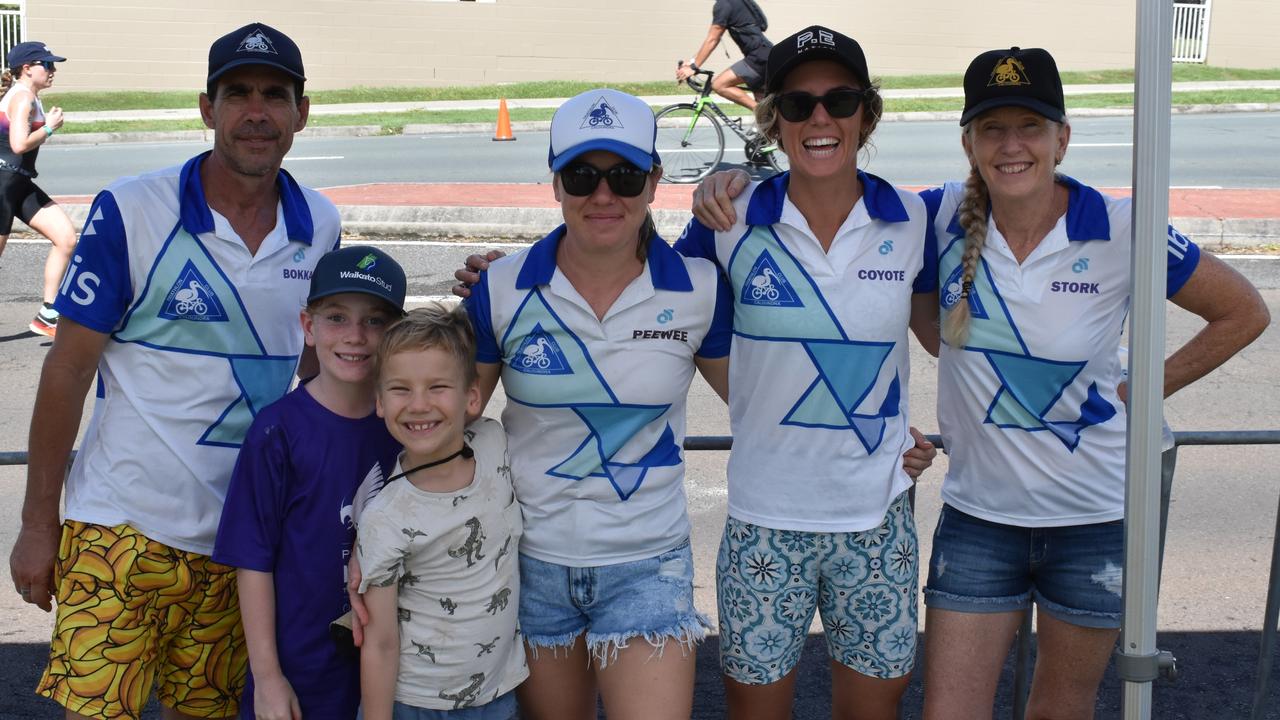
[941,165,990,347]
[0,70,13,95]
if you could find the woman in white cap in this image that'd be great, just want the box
[917,46,1268,719]
[463,88,733,719]
[675,24,939,719]
[0,41,76,337]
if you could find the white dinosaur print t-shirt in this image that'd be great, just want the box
[357,417,528,711]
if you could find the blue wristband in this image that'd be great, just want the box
[43,125,53,137]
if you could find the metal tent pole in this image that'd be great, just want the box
[1118,0,1175,718]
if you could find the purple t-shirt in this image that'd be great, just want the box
[213,383,401,719]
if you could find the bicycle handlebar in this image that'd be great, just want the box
[676,60,715,97]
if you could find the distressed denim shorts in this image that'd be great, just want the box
[924,504,1124,629]
[518,540,711,666]
[717,492,919,685]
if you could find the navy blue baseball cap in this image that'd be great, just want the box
[207,23,305,91]
[7,42,65,69]
[308,246,407,313]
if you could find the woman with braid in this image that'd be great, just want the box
[917,47,1268,718]
[689,44,1269,720]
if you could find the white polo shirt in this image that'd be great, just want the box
[675,171,937,533]
[923,177,1200,526]
[466,227,732,566]
[53,152,341,555]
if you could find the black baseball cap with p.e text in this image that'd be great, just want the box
[765,25,871,94]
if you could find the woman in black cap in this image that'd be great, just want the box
[0,41,76,337]
[918,46,1267,719]
[674,24,939,719]
[689,40,1267,720]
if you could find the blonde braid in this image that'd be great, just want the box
[0,70,12,95]
[941,165,990,347]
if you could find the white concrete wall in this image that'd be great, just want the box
[22,0,1279,93]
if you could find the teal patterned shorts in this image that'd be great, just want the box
[716,492,918,684]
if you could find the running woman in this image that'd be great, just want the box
[0,41,76,338]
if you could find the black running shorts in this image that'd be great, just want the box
[0,170,53,235]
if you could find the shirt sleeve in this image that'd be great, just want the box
[696,270,733,359]
[673,217,719,264]
[212,414,292,572]
[913,187,944,294]
[52,190,133,333]
[464,270,501,365]
[711,0,731,27]
[1164,224,1202,298]
[357,498,411,593]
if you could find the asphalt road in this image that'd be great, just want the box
[0,234,1278,717]
[29,112,1280,196]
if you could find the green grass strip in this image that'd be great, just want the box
[42,65,1280,113]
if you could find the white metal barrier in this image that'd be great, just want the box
[0,3,24,63]
[1172,0,1212,63]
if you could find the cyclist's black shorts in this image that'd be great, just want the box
[0,169,52,234]
[730,58,766,93]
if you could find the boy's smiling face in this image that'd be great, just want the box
[376,346,481,467]
[301,293,396,387]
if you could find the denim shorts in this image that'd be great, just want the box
[923,504,1123,629]
[359,691,517,720]
[716,492,919,685]
[518,540,711,666]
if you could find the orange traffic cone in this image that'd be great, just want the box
[493,98,516,142]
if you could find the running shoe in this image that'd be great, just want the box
[29,311,57,338]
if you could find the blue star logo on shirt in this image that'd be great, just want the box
[982,350,1116,452]
[550,407,680,500]
[782,341,901,453]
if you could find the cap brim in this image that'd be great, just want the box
[960,96,1065,126]
[307,286,406,312]
[767,48,870,94]
[550,138,656,172]
[45,54,66,63]
[208,58,306,85]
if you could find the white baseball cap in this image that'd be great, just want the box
[548,89,661,172]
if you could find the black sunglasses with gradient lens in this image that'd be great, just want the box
[559,162,649,198]
[36,61,55,72]
[776,89,865,123]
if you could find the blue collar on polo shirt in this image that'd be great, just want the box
[515,224,694,292]
[178,151,316,244]
[944,174,1112,242]
[745,170,910,227]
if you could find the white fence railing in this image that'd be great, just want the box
[0,4,23,65]
[1172,0,1212,63]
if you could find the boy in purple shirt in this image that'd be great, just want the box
[213,245,406,719]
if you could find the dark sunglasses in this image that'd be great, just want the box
[35,61,55,72]
[776,89,865,123]
[559,162,649,198]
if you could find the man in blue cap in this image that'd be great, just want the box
[10,23,341,720]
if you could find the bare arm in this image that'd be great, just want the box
[695,355,729,403]
[9,318,109,611]
[910,291,941,358]
[678,25,728,81]
[6,91,60,155]
[359,583,401,720]
[237,569,301,720]
[1161,252,1269,397]
[476,361,503,413]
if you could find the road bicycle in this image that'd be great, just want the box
[655,65,788,183]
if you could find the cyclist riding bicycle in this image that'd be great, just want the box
[676,0,771,111]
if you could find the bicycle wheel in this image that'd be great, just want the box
[744,133,789,176]
[764,144,789,175]
[654,103,724,183]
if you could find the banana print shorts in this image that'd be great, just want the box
[37,520,247,719]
